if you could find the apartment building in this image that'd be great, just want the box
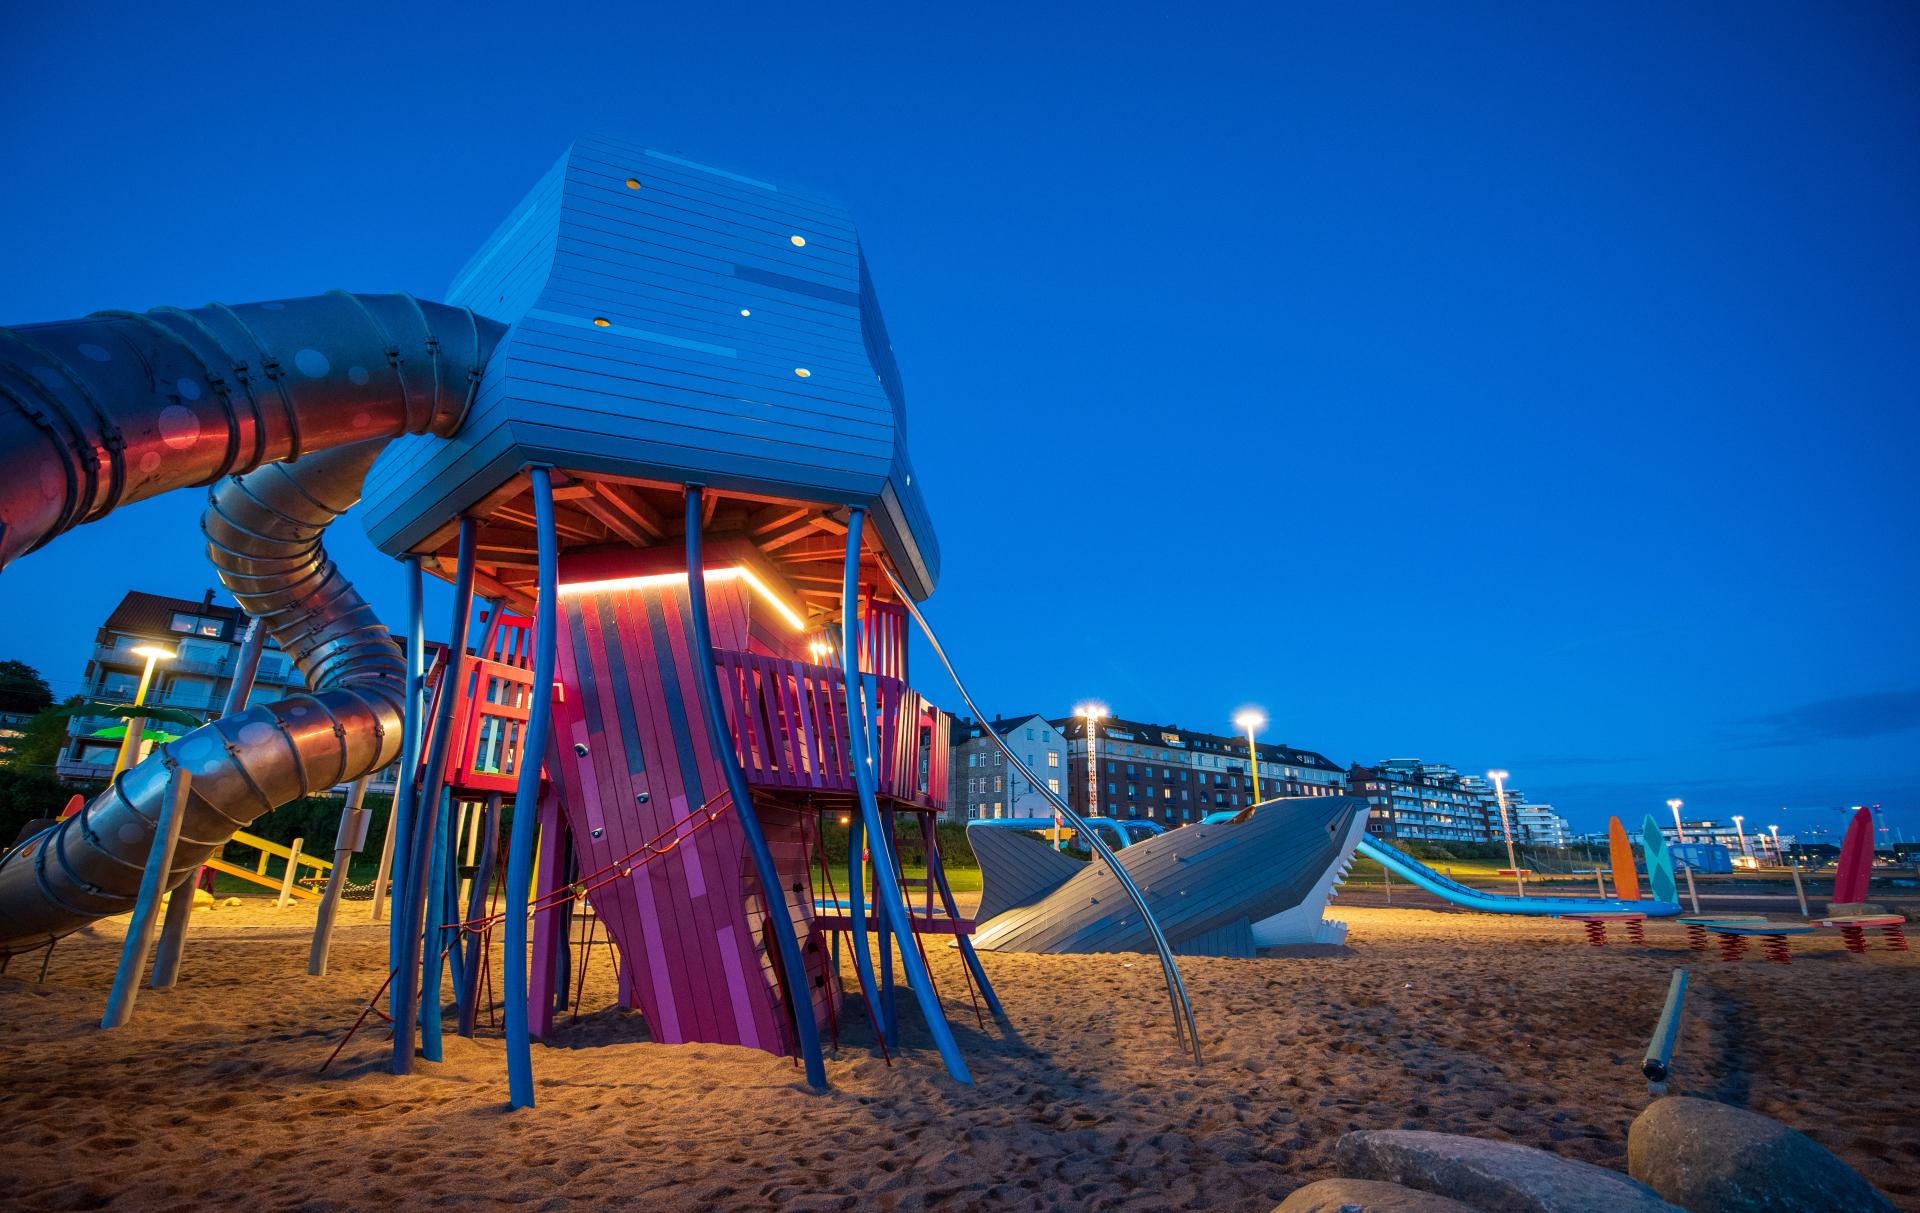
[1051,712,1346,825]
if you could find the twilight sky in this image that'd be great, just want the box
[2,2,1914,841]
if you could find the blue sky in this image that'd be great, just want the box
[2,2,1914,841]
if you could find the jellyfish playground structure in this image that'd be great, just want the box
[0,135,1199,1105]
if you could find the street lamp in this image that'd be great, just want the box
[1768,824,1782,866]
[111,644,177,778]
[1667,798,1686,843]
[1730,815,1750,862]
[1486,769,1522,895]
[1074,703,1108,852]
[1233,708,1266,806]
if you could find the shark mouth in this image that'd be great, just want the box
[1248,806,1369,948]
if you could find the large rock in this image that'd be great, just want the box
[1335,1130,1681,1213]
[1274,1177,1481,1212]
[1628,1096,1896,1212]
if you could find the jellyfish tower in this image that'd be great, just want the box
[0,136,1007,1103]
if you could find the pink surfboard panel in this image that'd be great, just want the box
[1833,806,1874,904]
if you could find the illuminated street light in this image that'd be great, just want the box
[1731,815,1750,861]
[1233,708,1266,806]
[1486,769,1522,895]
[1074,703,1109,853]
[112,645,176,778]
[1667,798,1686,844]
[1768,823,1782,866]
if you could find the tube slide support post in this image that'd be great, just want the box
[221,617,267,717]
[308,776,371,976]
[378,555,425,932]
[840,508,971,1083]
[503,466,560,1108]
[392,519,478,1075]
[684,485,829,1090]
[102,764,192,1028]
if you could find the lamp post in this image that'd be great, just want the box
[1667,798,1686,844]
[111,645,177,778]
[1667,797,1701,913]
[1074,703,1108,852]
[1487,769,1522,895]
[1768,824,1782,866]
[1731,815,1750,863]
[1233,708,1266,807]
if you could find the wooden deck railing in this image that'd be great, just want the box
[713,650,947,809]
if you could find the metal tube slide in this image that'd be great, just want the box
[0,294,503,955]
[1355,837,1682,916]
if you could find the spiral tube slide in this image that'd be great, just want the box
[1356,837,1682,917]
[0,294,504,954]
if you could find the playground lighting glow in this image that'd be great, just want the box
[556,565,806,631]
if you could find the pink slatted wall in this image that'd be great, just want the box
[542,564,834,1056]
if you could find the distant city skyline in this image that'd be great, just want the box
[2,3,1913,838]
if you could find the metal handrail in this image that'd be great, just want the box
[879,562,1204,1066]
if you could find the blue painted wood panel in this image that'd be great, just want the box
[359,135,938,595]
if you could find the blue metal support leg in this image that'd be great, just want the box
[840,508,971,1082]
[503,466,560,1109]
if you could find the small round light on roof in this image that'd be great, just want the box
[625,178,641,189]
[592,317,611,327]
[789,235,806,247]
[794,368,812,378]
[739,308,751,317]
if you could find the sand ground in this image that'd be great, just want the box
[1,898,1914,1212]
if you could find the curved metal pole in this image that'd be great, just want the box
[880,562,1202,1066]
[842,509,971,1082]
[503,466,559,1108]
[392,517,478,1074]
[683,486,828,1091]
[923,813,1004,1020]
[843,803,885,1040]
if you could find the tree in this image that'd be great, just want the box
[0,660,53,716]
[1,695,80,771]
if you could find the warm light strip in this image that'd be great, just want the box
[556,564,806,631]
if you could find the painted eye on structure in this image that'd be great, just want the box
[790,235,806,247]
[593,317,611,327]
[794,368,812,378]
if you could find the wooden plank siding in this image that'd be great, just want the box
[541,567,839,1056]
[359,135,938,599]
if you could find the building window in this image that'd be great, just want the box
[993,776,1003,792]
[1025,727,1035,740]
[1048,778,1060,793]
[1047,752,1059,768]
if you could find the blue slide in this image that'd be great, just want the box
[1356,836,1683,917]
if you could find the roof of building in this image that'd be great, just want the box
[102,590,237,638]
[1047,713,1343,771]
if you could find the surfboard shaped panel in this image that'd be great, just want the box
[1608,816,1640,901]
[1642,814,1677,904]
[1833,806,1874,904]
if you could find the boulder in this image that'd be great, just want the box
[1628,1096,1895,1212]
[1335,1129,1681,1213]
[1274,1177,1481,1212]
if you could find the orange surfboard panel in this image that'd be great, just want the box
[1608,816,1640,901]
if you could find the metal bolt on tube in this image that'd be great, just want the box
[880,562,1202,1066]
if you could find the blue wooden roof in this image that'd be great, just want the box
[359,135,938,597]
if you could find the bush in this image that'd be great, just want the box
[0,766,80,847]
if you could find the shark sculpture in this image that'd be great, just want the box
[968,795,1370,958]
